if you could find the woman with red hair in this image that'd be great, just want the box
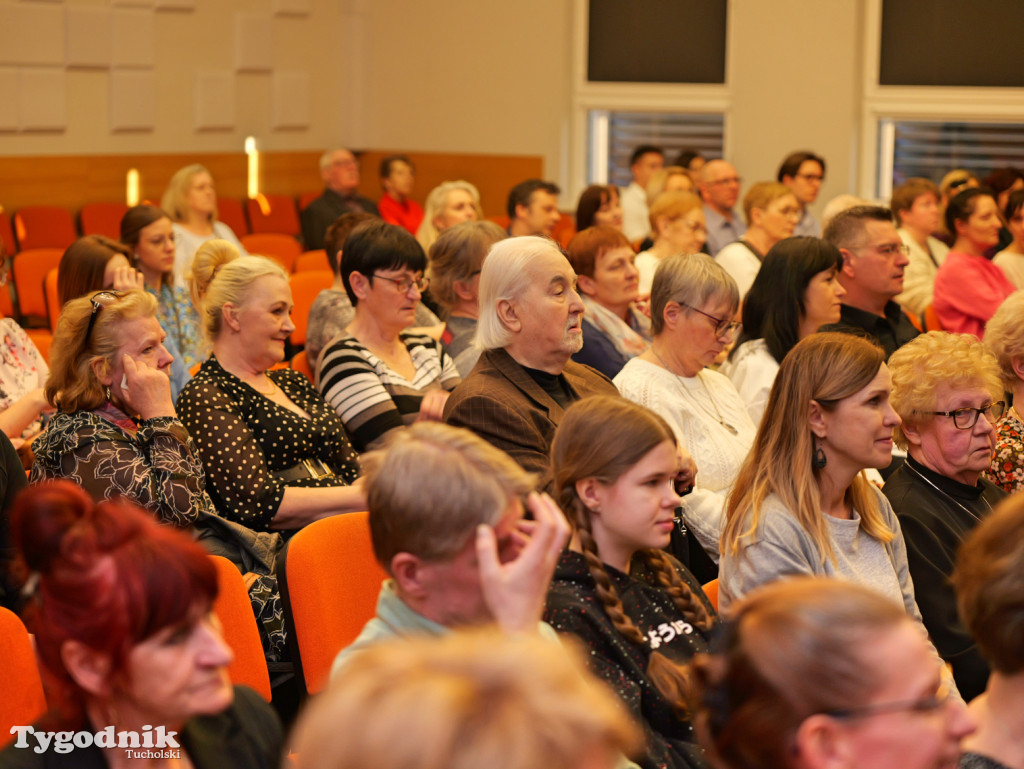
[0,481,282,768]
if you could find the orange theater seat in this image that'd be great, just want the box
[13,206,77,251]
[294,250,329,273]
[702,578,719,612]
[217,198,249,238]
[277,512,387,695]
[44,268,60,331]
[0,607,48,748]
[13,248,63,324]
[288,270,332,348]
[246,194,301,236]
[923,304,944,332]
[79,202,129,239]
[209,555,272,702]
[552,212,576,248]
[291,349,314,384]
[298,190,321,211]
[242,233,303,272]
[0,212,16,257]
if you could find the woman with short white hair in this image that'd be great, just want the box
[415,180,483,254]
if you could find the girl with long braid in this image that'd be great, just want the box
[545,395,715,769]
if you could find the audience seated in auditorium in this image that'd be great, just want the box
[954,493,1024,769]
[647,166,695,206]
[822,205,919,359]
[506,179,562,237]
[983,166,1024,250]
[575,184,623,232]
[376,154,424,235]
[982,292,1024,493]
[615,253,753,557]
[329,422,569,672]
[691,578,974,769]
[778,150,826,237]
[674,149,705,176]
[302,631,638,769]
[0,482,283,768]
[820,193,867,231]
[443,236,618,487]
[317,221,460,452]
[635,191,706,296]
[161,164,248,286]
[415,180,483,254]
[937,168,981,244]
[884,331,1004,701]
[993,190,1024,289]
[715,181,800,299]
[301,149,380,250]
[121,204,205,371]
[57,235,190,397]
[546,396,714,769]
[178,252,364,534]
[698,159,745,256]
[621,145,665,242]
[565,226,650,379]
[429,220,507,376]
[306,213,439,368]
[891,178,950,317]
[933,188,1015,339]
[721,237,845,426]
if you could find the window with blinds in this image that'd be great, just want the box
[879,119,1024,198]
[589,110,725,187]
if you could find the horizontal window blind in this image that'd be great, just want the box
[885,119,1024,187]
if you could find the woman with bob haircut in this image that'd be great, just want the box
[689,577,975,769]
[0,481,282,768]
[635,191,707,296]
[992,188,1024,289]
[720,236,846,426]
[317,220,460,452]
[546,396,715,769]
[719,332,916,618]
[161,164,247,287]
[715,181,801,299]
[933,188,1015,338]
[428,220,507,376]
[120,204,204,370]
[954,493,1024,769]
[614,253,753,559]
[177,250,363,534]
[566,226,651,379]
[415,180,483,254]
[575,184,624,232]
[884,331,1006,701]
[299,631,640,769]
[983,291,1024,492]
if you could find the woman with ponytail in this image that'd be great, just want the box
[545,395,715,769]
[0,481,282,768]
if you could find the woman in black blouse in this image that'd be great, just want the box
[178,248,364,532]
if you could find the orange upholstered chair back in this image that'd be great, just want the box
[288,270,332,348]
[13,248,63,323]
[209,555,272,702]
[242,233,303,272]
[246,194,301,236]
[279,511,387,695]
[0,607,47,748]
[79,202,129,239]
[14,206,77,251]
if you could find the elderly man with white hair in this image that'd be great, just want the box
[443,236,618,488]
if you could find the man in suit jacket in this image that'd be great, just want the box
[443,236,618,488]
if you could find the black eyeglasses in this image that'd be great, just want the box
[680,302,741,338]
[85,291,124,343]
[372,273,429,294]
[819,682,951,720]
[927,401,1005,430]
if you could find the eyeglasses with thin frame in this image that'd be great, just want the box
[849,242,911,258]
[819,681,952,720]
[85,291,124,343]
[794,172,825,183]
[373,273,429,294]
[927,400,1005,430]
[680,302,741,338]
[707,176,742,187]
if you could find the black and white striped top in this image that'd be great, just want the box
[317,332,461,452]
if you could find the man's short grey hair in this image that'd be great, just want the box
[650,253,739,336]
[476,236,563,351]
[319,148,350,172]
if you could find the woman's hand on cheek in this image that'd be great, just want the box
[120,355,176,421]
[111,266,146,293]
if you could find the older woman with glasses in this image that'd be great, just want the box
[883,331,1006,701]
[614,253,754,560]
[318,220,460,452]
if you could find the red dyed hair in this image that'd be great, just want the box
[10,481,218,721]
[565,225,632,279]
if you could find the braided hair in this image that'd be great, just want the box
[551,396,714,717]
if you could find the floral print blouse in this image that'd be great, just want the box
[176,356,361,531]
[985,411,1024,493]
[0,319,48,439]
[154,283,205,371]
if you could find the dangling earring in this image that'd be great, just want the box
[813,440,827,470]
[105,386,111,402]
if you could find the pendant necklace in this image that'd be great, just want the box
[902,461,990,523]
[651,347,738,436]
